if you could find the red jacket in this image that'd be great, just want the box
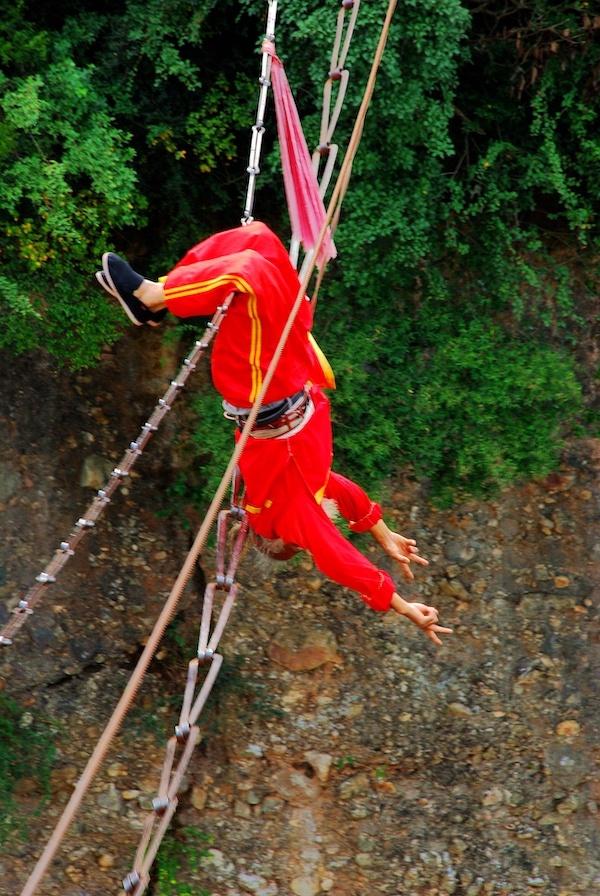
[164,222,334,407]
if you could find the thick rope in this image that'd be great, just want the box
[19,1,397,892]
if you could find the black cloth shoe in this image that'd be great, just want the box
[100,252,166,327]
[95,270,167,328]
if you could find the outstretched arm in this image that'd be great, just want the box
[370,518,429,583]
[324,472,429,583]
[274,495,451,645]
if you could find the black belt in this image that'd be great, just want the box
[248,392,312,438]
[234,389,307,429]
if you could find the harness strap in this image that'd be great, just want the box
[247,393,313,439]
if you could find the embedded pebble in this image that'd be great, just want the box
[291,876,318,896]
[556,720,581,738]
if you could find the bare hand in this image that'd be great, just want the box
[371,521,429,582]
[390,596,453,647]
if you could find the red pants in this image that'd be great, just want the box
[240,388,395,612]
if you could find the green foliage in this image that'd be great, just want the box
[0,0,257,367]
[0,50,140,366]
[404,321,581,503]
[188,390,237,503]
[257,0,592,501]
[0,694,56,845]
[155,827,212,896]
[0,273,42,353]
[158,386,233,520]
[335,755,357,771]
[1,0,597,499]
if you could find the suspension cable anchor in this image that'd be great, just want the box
[175,722,191,743]
[123,871,141,893]
[36,572,56,584]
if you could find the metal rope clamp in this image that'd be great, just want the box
[123,870,141,893]
[152,796,170,814]
[175,722,191,743]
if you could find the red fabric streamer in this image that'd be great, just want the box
[264,41,336,267]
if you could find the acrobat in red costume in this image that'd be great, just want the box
[100,222,451,643]
[159,222,397,610]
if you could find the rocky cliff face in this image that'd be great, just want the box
[0,337,598,896]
